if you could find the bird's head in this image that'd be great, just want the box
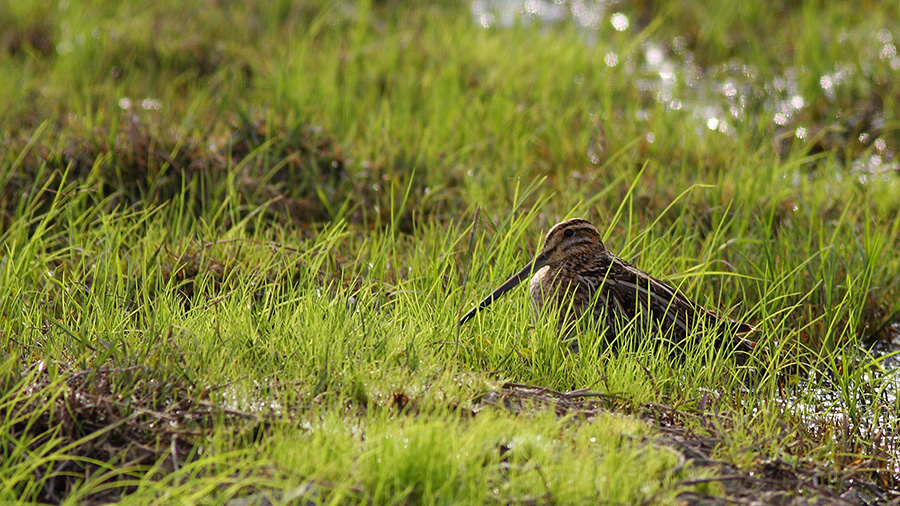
[459,218,607,325]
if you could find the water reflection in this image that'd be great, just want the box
[471,0,608,29]
[470,0,898,169]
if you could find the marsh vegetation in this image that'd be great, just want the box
[2,0,900,504]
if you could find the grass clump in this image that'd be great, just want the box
[3,0,900,504]
[268,410,694,505]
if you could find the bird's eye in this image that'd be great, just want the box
[563,228,574,238]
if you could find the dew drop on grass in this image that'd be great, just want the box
[141,98,162,111]
[588,145,601,164]
[772,76,786,92]
[721,81,737,97]
[604,52,618,67]
[645,45,664,65]
[610,13,629,31]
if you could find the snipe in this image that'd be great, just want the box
[460,218,755,353]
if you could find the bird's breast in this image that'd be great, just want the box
[529,265,551,314]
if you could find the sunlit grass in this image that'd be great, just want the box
[2,0,900,503]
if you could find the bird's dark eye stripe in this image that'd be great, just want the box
[564,228,574,237]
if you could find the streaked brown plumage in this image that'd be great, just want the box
[460,218,755,354]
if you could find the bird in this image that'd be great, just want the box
[460,218,756,356]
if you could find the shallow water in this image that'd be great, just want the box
[470,0,900,177]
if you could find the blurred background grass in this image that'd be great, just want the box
[2,0,900,503]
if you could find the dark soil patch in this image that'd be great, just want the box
[0,360,257,505]
[478,382,899,506]
[158,239,352,309]
[0,19,54,58]
[1,113,436,234]
[4,362,897,505]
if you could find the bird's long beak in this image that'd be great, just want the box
[460,252,549,325]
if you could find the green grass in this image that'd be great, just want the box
[2,0,900,504]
